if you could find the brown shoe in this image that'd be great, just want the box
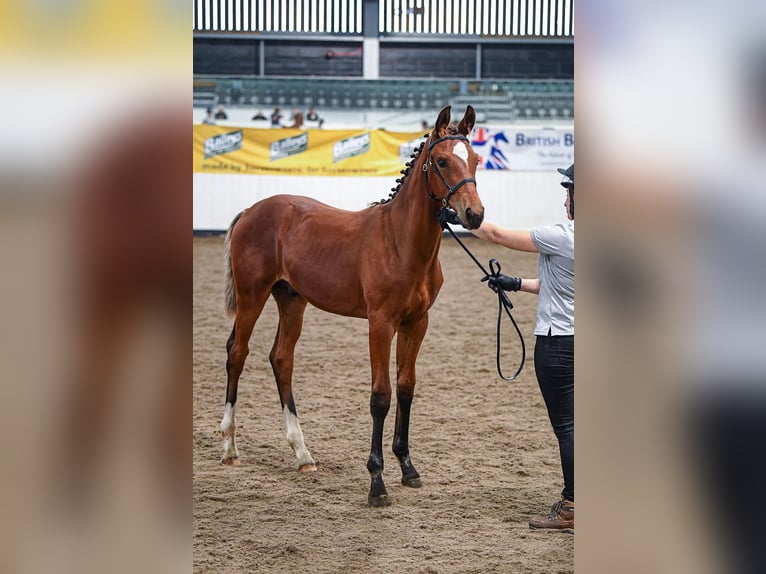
[529,498,574,532]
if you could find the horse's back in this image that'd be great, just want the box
[244,194,367,229]
[236,194,370,246]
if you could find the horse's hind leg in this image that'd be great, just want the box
[392,314,429,488]
[221,290,270,465]
[270,281,316,472]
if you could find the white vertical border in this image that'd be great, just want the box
[333,0,340,33]
[428,0,436,34]
[537,0,542,35]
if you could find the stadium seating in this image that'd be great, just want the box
[193,77,574,124]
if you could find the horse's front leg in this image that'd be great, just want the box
[366,315,396,507]
[393,314,428,488]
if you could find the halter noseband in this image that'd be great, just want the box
[424,134,477,207]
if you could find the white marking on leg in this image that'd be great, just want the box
[283,405,315,469]
[220,402,239,461]
[452,141,469,163]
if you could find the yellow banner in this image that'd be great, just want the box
[193,125,425,176]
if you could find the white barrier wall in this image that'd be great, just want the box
[193,169,569,231]
[194,107,574,133]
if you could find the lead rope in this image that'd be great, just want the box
[441,218,526,381]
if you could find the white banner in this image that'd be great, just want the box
[471,127,574,171]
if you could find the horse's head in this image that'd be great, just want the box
[426,106,484,230]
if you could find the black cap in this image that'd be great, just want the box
[557,163,574,188]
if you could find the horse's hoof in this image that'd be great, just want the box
[368,494,391,508]
[402,476,422,488]
[221,457,240,466]
[298,463,317,473]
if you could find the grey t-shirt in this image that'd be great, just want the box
[531,221,574,336]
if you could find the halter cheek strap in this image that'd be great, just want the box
[424,135,477,207]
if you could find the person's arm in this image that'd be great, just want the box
[520,278,540,294]
[471,222,538,253]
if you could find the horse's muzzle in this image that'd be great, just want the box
[463,207,484,230]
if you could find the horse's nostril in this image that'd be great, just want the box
[463,207,484,229]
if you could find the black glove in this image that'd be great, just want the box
[436,208,461,229]
[482,273,522,292]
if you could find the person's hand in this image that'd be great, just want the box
[437,208,461,229]
[481,274,522,292]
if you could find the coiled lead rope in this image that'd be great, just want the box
[441,218,526,381]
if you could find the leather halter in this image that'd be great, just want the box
[423,134,477,207]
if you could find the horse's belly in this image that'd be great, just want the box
[306,296,367,319]
[286,269,367,319]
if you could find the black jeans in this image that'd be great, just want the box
[534,334,574,502]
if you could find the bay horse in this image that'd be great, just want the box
[221,105,484,506]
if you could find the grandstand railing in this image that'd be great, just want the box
[194,0,363,34]
[193,0,573,37]
[378,0,573,36]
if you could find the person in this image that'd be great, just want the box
[306,107,320,121]
[270,107,282,127]
[214,106,228,120]
[472,163,575,531]
[251,110,267,121]
[285,111,304,129]
[202,107,216,125]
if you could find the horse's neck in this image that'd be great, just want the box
[384,168,442,266]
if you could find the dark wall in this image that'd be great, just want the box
[379,43,476,78]
[193,38,574,80]
[193,39,258,75]
[482,44,574,79]
[264,41,362,76]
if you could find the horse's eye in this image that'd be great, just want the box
[437,158,447,168]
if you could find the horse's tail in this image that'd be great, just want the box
[224,209,246,316]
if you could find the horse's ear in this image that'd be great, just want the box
[433,106,452,137]
[458,105,476,136]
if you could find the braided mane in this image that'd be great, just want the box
[371,132,430,206]
[371,122,463,206]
